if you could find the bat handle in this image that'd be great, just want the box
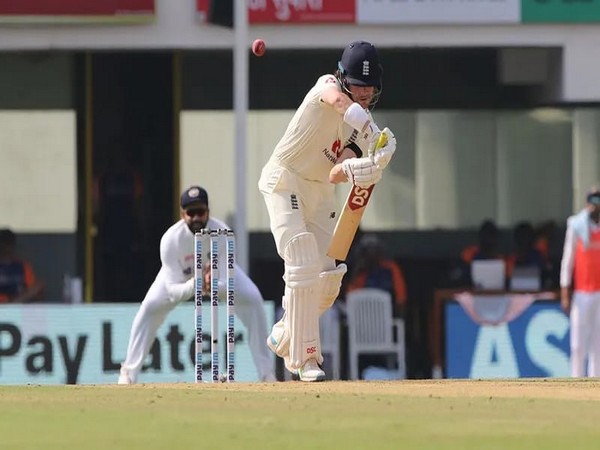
[368,131,388,161]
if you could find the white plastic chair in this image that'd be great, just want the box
[345,288,406,380]
[319,307,341,380]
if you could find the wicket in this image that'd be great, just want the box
[194,229,235,383]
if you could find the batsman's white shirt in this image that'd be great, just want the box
[266,74,369,183]
[259,74,371,267]
[121,217,274,382]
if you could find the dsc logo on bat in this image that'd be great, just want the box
[348,185,375,211]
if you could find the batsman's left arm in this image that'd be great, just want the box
[329,147,362,184]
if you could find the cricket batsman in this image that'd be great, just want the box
[258,41,397,381]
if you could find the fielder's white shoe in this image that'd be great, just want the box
[117,367,133,385]
[298,359,325,382]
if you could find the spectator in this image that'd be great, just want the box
[534,220,559,289]
[0,228,45,303]
[346,234,407,317]
[94,147,143,302]
[459,219,506,289]
[506,221,548,277]
[560,187,600,377]
[534,220,557,262]
[461,219,505,264]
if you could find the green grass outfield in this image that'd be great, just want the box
[1,379,600,450]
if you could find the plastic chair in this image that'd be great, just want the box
[345,288,406,380]
[319,307,341,380]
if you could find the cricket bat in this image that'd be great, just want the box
[327,131,388,261]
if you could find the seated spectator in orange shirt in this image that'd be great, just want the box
[0,228,45,303]
[461,219,505,264]
[506,221,548,277]
[346,234,407,317]
[533,220,557,261]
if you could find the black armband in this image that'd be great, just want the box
[345,142,363,158]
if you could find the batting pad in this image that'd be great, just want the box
[318,263,347,314]
[282,232,321,288]
[268,314,289,357]
[286,284,322,369]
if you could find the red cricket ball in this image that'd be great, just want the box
[252,39,266,57]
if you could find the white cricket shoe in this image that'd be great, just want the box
[117,367,133,385]
[298,359,325,382]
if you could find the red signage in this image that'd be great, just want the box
[196,0,355,24]
[196,0,209,17]
[0,0,154,18]
[249,0,354,23]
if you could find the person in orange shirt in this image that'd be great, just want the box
[459,219,507,289]
[534,220,557,262]
[461,219,505,264]
[560,187,600,377]
[505,221,548,278]
[0,228,45,303]
[346,234,407,317]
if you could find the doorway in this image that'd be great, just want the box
[91,52,175,302]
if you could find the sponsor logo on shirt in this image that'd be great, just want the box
[321,147,337,164]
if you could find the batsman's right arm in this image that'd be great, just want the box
[321,86,380,142]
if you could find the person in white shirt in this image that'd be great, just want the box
[258,41,397,381]
[560,187,600,377]
[118,185,276,383]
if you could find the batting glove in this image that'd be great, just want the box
[373,127,396,170]
[341,157,382,188]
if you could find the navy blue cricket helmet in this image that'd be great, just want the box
[337,41,383,108]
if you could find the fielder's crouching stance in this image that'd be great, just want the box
[259,41,397,381]
[118,186,276,384]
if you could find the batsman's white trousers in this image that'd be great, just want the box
[570,291,600,377]
[259,163,340,369]
[258,163,337,271]
[121,266,274,382]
